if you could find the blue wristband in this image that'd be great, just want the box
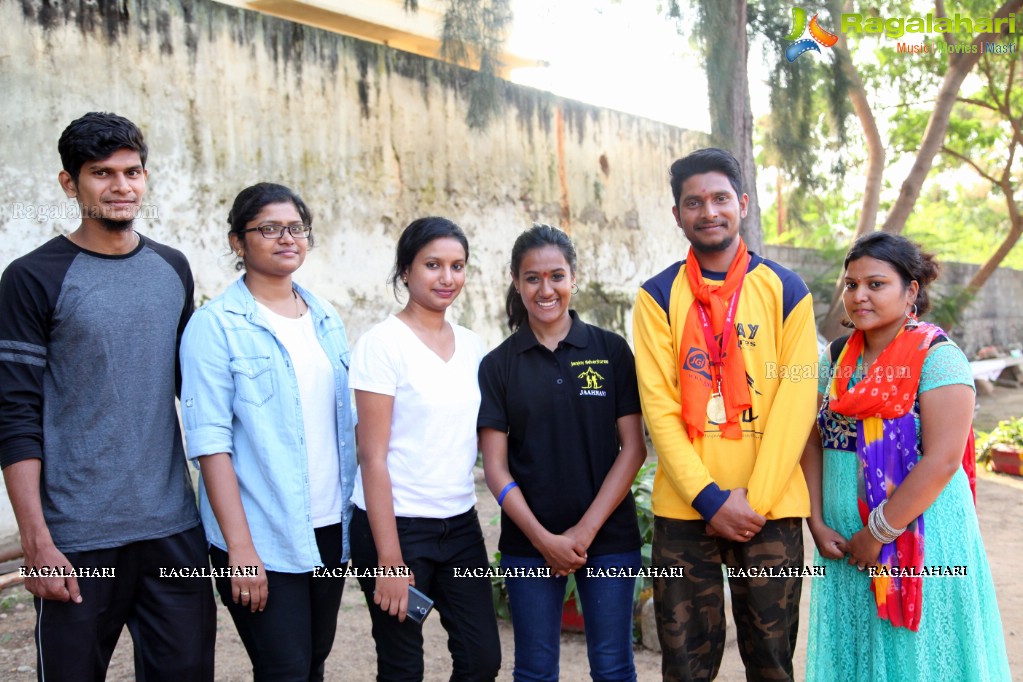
[497,481,519,507]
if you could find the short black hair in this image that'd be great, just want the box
[390,217,470,298]
[669,148,743,207]
[58,112,148,183]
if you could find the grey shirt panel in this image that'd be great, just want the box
[1,235,198,552]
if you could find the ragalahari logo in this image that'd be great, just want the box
[785,7,839,61]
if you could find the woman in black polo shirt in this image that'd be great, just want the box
[478,224,647,681]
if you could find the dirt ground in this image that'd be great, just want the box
[1,387,1021,680]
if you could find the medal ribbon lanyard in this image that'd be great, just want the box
[694,273,745,400]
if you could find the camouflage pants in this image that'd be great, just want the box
[652,517,803,682]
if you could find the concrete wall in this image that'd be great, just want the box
[1,0,1020,546]
[0,0,705,347]
[0,0,703,547]
[762,245,1023,356]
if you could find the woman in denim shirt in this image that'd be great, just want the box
[180,183,357,681]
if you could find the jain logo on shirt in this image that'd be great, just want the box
[577,366,607,397]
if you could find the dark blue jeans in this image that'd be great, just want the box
[350,507,501,682]
[502,550,640,682]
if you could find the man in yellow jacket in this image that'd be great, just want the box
[633,148,818,681]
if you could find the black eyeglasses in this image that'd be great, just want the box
[243,224,313,239]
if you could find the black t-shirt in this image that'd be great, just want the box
[477,311,643,557]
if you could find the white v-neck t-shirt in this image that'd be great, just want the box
[256,302,342,527]
[350,315,486,518]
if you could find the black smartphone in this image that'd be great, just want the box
[406,585,434,624]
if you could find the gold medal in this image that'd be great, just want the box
[707,392,727,424]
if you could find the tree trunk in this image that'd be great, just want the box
[701,0,762,253]
[819,27,885,339]
[967,216,1023,295]
[967,177,1023,296]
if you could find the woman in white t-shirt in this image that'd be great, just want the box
[350,217,501,681]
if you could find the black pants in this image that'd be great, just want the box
[350,507,501,682]
[210,523,346,682]
[33,524,216,682]
[652,517,804,682]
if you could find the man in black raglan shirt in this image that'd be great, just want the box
[0,112,215,681]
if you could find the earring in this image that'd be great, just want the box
[904,303,919,330]
[571,283,579,294]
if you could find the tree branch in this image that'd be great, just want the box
[957,96,999,112]
[935,0,955,46]
[881,0,1023,234]
[940,146,999,185]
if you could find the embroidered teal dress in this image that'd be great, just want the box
[806,344,1010,681]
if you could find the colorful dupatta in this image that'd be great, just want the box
[827,323,944,632]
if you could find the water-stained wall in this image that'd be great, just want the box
[0,0,705,544]
[0,0,704,349]
[1,2,1021,546]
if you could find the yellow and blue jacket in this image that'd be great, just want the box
[633,252,818,521]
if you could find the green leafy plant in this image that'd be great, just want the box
[976,416,1023,465]
[630,460,657,643]
[489,550,511,620]
[928,287,975,335]
[632,461,656,575]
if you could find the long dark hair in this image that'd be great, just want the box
[506,224,577,331]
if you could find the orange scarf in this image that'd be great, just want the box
[679,240,751,440]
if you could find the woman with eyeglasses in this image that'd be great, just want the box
[180,183,357,680]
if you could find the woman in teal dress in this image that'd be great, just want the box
[802,232,1010,681]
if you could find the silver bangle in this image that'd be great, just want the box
[866,508,892,543]
[876,499,907,536]
[867,500,906,544]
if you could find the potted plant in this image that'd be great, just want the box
[978,416,1023,475]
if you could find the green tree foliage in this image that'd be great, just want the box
[756,1,1023,313]
[905,187,1023,270]
[752,0,852,194]
[843,1,1023,277]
